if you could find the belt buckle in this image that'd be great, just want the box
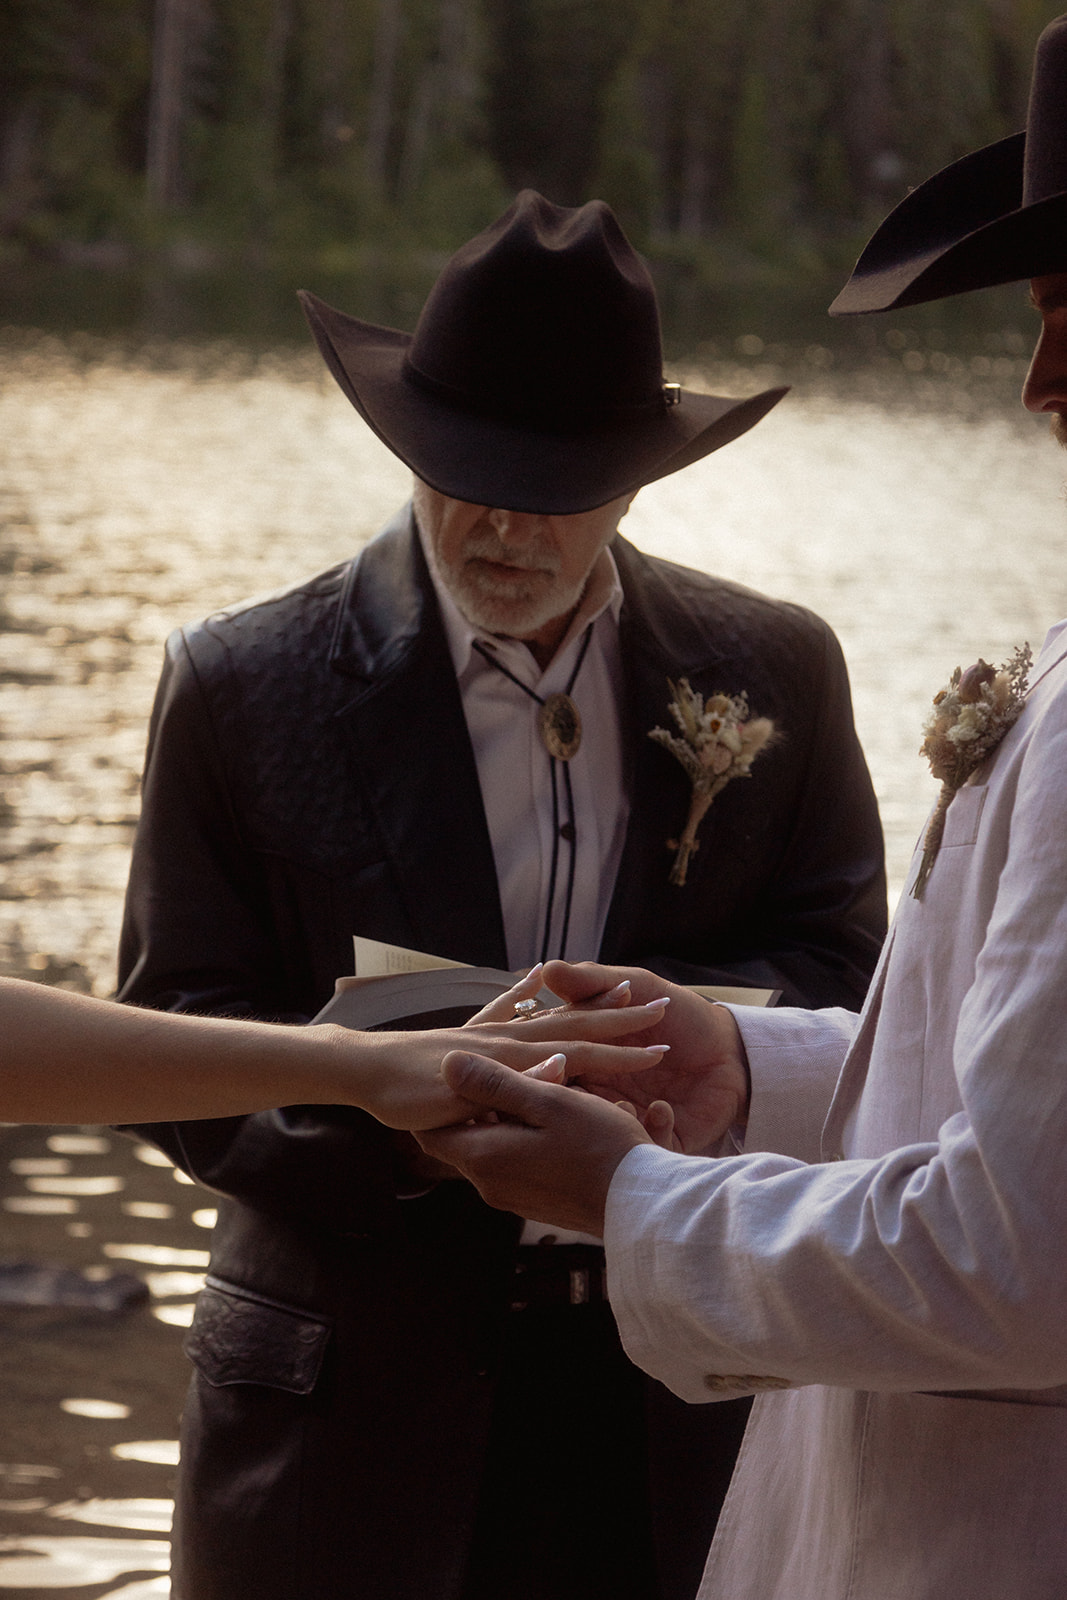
[569,1267,590,1306]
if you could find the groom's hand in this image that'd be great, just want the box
[416,1051,652,1235]
[541,961,751,1155]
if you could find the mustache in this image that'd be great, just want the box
[1053,412,1067,449]
[462,529,562,575]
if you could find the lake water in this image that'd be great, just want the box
[2,320,1064,993]
[1,312,1066,1594]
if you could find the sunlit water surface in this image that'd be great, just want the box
[2,330,1064,992]
[1,326,1066,1593]
[0,1126,211,1595]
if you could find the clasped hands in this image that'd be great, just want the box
[415,960,750,1236]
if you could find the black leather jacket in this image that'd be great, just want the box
[117,508,886,1598]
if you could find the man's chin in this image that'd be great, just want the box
[460,597,563,638]
[452,576,578,639]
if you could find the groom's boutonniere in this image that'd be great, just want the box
[649,678,775,887]
[913,643,1031,899]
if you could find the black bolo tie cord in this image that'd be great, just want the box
[471,623,594,963]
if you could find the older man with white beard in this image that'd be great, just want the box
[116,191,886,1600]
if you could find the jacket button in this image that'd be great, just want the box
[703,1373,791,1393]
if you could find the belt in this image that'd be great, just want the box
[509,1244,608,1311]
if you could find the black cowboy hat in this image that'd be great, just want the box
[299,191,786,514]
[831,13,1067,314]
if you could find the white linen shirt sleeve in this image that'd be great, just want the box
[727,1003,856,1162]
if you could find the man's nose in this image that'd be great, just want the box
[1022,324,1067,413]
[487,507,546,544]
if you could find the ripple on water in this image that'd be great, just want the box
[46,1136,111,1156]
[0,1123,212,1589]
[25,1176,124,1196]
[0,1490,172,1595]
[0,1532,170,1591]
[59,1400,131,1420]
[111,1441,180,1466]
[101,1243,210,1268]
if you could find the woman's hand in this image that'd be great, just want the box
[331,992,672,1131]
[459,960,750,1153]
[531,960,751,1155]
[465,963,633,1025]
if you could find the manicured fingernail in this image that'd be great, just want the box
[605,980,631,998]
[527,1053,567,1079]
[645,996,671,1009]
[643,1044,670,1055]
[525,962,544,981]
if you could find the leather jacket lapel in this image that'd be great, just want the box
[600,538,725,959]
[331,509,508,969]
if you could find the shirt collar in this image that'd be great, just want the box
[417,513,624,683]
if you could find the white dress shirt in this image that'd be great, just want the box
[419,527,631,1247]
[420,525,631,970]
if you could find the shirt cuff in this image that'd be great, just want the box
[722,1003,857,1163]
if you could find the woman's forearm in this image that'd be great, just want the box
[0,975,668,1129]
[0,977,373,1124]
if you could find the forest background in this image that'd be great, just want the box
[3,0,1067,301]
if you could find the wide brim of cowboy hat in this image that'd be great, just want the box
[299,290,787,514]
[831,131,1067,315]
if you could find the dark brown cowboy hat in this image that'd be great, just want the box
[831,13,1067,315]
[299,191,786,514]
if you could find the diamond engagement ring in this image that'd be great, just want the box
[513,998,540,1019]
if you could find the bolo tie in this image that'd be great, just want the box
[471,623,594,963]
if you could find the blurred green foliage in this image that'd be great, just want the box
[0,0,1063,274]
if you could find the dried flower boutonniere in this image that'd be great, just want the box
[649,678,776,887]
[912,643,1031,899]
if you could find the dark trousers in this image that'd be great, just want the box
[459,1284,750,1600]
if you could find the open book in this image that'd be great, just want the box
[312,937,780,1030]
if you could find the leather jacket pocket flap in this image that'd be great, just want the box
[185,1281,331,1394]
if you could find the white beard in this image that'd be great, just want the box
[431,531,583,639]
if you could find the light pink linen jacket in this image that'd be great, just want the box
[606,620,1067,1600]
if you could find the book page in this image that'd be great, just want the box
[688,985,779,1008]
[352,938,779,1007]
[353,936,470,977]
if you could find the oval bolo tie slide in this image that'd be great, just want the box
[538,693,582,761]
